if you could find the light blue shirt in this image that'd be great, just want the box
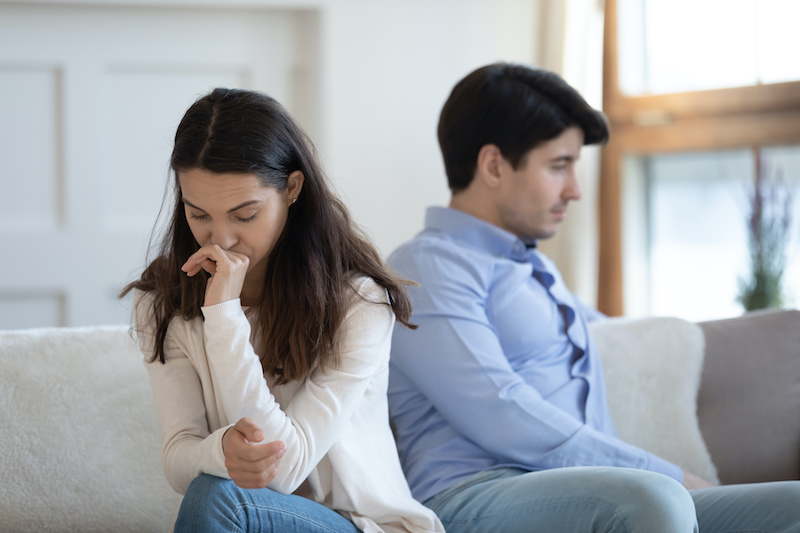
[388,207,682,503]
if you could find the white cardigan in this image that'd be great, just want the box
[135,277,443,533]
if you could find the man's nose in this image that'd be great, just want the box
[564,169,582,201]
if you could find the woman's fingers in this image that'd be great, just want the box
[182,245,227,275]
[181,258,217,277]
[181,246,249,276]
[222,419,287,489]
[181,245,250,306]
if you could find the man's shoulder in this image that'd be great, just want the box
[389,230,490,274]
[388,232,502,304]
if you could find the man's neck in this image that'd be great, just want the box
[449,192,500,228]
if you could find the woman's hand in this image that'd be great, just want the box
[181,245,250,307]
[222,417,287,489]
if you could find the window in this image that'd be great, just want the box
[599,0,800,319]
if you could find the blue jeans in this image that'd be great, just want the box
[175,474,362,533]
[424,467,800,533]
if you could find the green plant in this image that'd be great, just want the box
[737,149,793,311]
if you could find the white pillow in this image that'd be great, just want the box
[589,316,719,485]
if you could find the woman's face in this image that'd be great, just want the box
[178,168,303,292]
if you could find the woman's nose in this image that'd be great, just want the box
[210,223,236,250]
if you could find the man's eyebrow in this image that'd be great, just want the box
[549,155,578,163]
[181,198,261,213]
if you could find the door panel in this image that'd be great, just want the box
[0,3,316,328]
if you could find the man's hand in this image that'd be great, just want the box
[682,469,714,490]
[222,417,286,489]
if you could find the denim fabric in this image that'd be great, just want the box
[692,481,800,533]
[425,467,800,533]
[175,474,362,533]
[424,467,697,533]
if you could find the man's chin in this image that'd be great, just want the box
[535,227,559,241]
[520,229,558,243]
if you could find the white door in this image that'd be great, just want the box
[0,3,318,328]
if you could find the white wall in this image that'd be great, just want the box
[317,0,540,256]
[0,0,541,327]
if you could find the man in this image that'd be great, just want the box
[388,63,800,532]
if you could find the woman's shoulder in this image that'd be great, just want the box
[347,274,390,306]
[132,289,201,342]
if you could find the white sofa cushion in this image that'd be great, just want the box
[590,316,720,485]
[0,325,180,533]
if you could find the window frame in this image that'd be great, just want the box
[598,0,800,315]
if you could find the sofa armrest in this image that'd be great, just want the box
[697,309,800,485]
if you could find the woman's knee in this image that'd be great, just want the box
[176,475,243,532]
[183,474,237,506]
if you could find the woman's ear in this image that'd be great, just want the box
[286,170,305,205]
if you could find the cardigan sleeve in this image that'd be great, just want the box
[170,278,394,493]
[199,277,394,495]
[134,291,231,494]
[136,278,394,495]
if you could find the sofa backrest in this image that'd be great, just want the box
[0,325,180,532]
[698,309,800,485]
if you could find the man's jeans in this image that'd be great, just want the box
[174,474,362,533]
[424,467,800,533]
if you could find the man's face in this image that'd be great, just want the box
[495,126,584,242]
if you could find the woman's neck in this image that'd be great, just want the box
[241,272,265,307]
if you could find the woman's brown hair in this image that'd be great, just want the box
[122,88,413,384]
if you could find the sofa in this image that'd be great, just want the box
[1,309,799,532]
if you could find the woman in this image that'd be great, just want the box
[123,88,444,533]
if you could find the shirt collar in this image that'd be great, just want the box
[424,206,532,262]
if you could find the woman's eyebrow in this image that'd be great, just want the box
[181,198,261,213]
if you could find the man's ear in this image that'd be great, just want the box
[475,144,505,189]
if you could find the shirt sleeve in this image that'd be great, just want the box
[390,244,682,483]
[199,277,395,495]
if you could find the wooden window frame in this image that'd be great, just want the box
[598,0,800,315]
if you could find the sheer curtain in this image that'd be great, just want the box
[536,0,606,308]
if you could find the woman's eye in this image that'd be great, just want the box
[189,212,209,221]
[236,213,258,223]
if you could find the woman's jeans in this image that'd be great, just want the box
[174,474,361,533]
[424,467,800,533]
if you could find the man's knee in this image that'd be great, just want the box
[606,468,697,532]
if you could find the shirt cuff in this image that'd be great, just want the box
[646,452,683,483]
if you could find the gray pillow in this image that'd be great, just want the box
[698,309,800,485]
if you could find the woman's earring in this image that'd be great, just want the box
[292,198,297,205]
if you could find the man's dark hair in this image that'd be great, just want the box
[437,62,610,193]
